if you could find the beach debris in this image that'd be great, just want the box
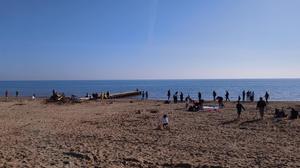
[46,90,82,104]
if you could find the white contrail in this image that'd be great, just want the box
[147,0,159,47]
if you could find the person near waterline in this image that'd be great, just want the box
[256,97,267,119]
[167,90,171,101]
[5,90,8,99]
[198,92,202,102]
[16,91,19,97]
[236,101,246,120]
[141,91,145,100]
[32,94,36,100]
[180,92,184,102]
[242,90,246,101]
[225,91,230,101]
[238,96,241,102]
[145,91,148,99]
[213,91,217,101]
[265,91,270,103]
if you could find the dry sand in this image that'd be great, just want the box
[0,98,299,168]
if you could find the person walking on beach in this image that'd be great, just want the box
[265,91,270,103]
[225,91,230,101]
[238,96,241,102]
[198,92,202,102]
[180,92,184,102]
[256,97,267,120]
[213,91,217,101]
[167,90,171,101]
[16,91,19,97]
[236,101,246,120]
[145,91,148,99]
[242,90,246,101]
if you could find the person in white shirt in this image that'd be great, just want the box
[32,94,36,100]
[162,114,169,129]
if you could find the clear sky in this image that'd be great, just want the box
[1,0,300,80]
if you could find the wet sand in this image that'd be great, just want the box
[0,98,299,167]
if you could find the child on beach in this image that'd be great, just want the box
[236,101,246,120]
[162,114,169,129]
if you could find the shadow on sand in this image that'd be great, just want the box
[239,119,261,126]
[221,118,239,125]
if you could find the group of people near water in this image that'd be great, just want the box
[3,90,37,100]
[141,91,149,100]
[165,89,297,121]
[85,91,110,100]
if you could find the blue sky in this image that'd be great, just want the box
[0,0,300,80]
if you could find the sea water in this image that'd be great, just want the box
[0,79,299,101]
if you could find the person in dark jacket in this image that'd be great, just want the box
[213,91,217,101]
[256,97,267,119]
[265,91,270,103]
[236,101,246,120]
[198,92,202,102]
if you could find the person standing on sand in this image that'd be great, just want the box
[265,91,270,103]
[180,92,184,102]
[238,96,241,102]
[145,91,148,99]
[198,92,202,102]
[167,90,171,101]
[213,91,217,101]
[225,91,230,101]
[16,91,19,97]
[236,101,246,120]
[106,91,110,99]
[173,92,178,103]
[242,90,246,101]
[256,97,267,120]
[141,91,145,100]
[5,90,8,99]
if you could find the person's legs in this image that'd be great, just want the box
[237,111,241,120]
[260,109,264,119]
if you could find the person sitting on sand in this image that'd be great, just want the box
[216,96,224,108]
[236,101,245,120]
[256,97,267,119]
[32,94,36,100]
[274,108,287,119]
[162,114,169,129]
[287,107,299,120]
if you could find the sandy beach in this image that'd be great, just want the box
[0,98,299,168]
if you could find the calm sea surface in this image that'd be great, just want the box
[0,79,299,101]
